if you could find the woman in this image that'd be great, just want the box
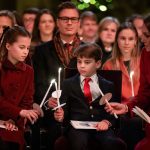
[97,16,120,66]
[105,14,150,150]
[103,22,141,103]
[31,9,56,56]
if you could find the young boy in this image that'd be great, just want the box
[54,43,126,150]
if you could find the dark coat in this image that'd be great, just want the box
[60,74,117,127]
[32,40,77,105]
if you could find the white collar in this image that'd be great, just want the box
[80,73,98,83]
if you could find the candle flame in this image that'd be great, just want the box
[58,67,62,73]
[51,79,56,84]
[130,71,134,78]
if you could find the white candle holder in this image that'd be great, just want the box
[98,86,118,119]
[33,79,55,117]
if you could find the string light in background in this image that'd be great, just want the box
[73,0,113,11]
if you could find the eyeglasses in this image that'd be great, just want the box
[58,17,79,23]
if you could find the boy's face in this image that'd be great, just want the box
[77,56,101,77]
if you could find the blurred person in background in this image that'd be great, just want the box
[31,9,56,56]
[126,14,144,40]
[126,14,144,50]
[22,8,39,34]
[0,10,15,38]
[79,11,98,43]
[97,16,120,66]
[12,10,23,26]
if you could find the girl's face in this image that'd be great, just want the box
[99,22,117,45]
[141,24,150,50]
[117,29,137,56]
[6,36,31,64]
[38,13,55,36]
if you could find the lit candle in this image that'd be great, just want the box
[54,81,60,106]
[130,71,134,97]
[58,68,62,90]
[40,79,55,108]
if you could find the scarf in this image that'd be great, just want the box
[53,32,81,67]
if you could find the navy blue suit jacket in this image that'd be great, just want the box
[60,74,117,127]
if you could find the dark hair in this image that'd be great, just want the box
[112,22,140,63]
[144,14,150,32]
[23,7,39,15]
[0,10,16,26]
[80,11,97,24]
[115,22,138,43]
[12,10,23,26]
[0,26,31,61]
[74,43,102,61]
[32,9,56,42]
[57,1,80,17]
[126,14,143,24]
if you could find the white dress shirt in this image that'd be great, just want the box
[80,74,102,101]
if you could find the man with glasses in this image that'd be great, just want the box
[32,2,81,150]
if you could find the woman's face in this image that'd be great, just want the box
[38,13,55,36]
[117,29,137,56]
[99,22,117,45]
[0,16,13,38]
[141,24,150,50]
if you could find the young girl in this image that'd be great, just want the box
[0,26,39,150]
[103,22,143,150]
[103,22,141,103]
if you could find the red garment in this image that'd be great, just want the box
[127,48,150,150]
[83,78,92,104]
[103,57,140,104]
[0,59,34,150]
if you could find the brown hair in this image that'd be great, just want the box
[108,22,140,80]
[0,10,16,27]
[0,26,31,61]
[80,11,97,24]
[98,16,120,33]
[144,14,150,32]
[57,1,80,17]
[74,43,102,62]
[32,9,56,43]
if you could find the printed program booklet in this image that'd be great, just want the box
[132,106,150,124]
[70,120,98,129]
